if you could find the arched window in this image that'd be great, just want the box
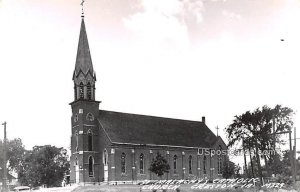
[121,153,126,174]
[86,113,94,121]
[88,156,94,177]
[74,114,79,122]
[87,82,92,100]
[79,82,84,99]
[74,85,77,100]
[188,155,193,174]
[203,156,207,174]
[140,153,144,174]
[75,130,79,152]
[218,145,223,174]
[173,155,177,174]
[197,156,201,170]
[87,130,93,151]
[103,149,108,165]
[218,157,222,174]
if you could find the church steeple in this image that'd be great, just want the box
[73,16,96,101]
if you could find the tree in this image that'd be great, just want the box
[225,111,254,178]
[267,152,285,176]
[18,145,69,188]
[225,105,294,183]
[270,150,300,177]
[222,160,235,179]
[234,164,242,178]
[0,138,26,172]
[7,138,27,172]
[267,150,299,185]
[149,152,170,178]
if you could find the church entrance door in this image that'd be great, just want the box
[75,165,80,184]
[103,149,108,182]
[104,165,108,182]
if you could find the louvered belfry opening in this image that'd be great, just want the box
[87,82,92,100]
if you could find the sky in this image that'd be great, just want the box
[0,0,300,163]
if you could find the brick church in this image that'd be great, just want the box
[69,15,227,184]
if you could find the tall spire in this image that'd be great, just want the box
[72,15,96,101]
[73,17,95,80]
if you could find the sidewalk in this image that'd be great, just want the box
[33,184,79,192]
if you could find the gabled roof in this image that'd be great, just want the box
[211,136,227,149]
[98,110,218,148]
[73,17,95,80]
[0,169,16,182]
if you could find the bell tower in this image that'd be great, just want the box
[73,15,96,101]
[70,14,101,184]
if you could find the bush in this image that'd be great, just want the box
[276,175,293,186]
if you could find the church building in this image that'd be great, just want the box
[69,15,227,185]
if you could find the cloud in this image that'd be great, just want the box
[182,0,204,24]
[222,10,242,20]
[122,0,207,52]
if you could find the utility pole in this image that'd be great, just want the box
[289,128,294,186]
[293,127,297,185]
[1,122,7,192]
[272,118,276,150]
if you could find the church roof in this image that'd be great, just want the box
[98,110,218,149]
[73,17,95,79]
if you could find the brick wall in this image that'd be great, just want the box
[70,101,228,183]
[107,146,227,182]
[70,100,103,183]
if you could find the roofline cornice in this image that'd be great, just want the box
[99,109,205,124]
[111,142,212,150]
[69,99,101,105]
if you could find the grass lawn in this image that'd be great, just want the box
[72,184,142,192]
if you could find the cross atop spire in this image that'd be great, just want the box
[81,0,85,17]
[216,126,219,137]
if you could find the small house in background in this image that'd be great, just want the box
[0,167,18,190]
